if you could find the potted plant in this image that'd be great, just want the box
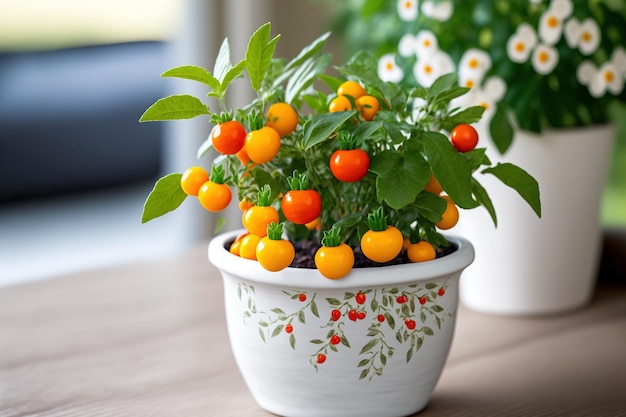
[139,23,540,417]
[329,0,626,314]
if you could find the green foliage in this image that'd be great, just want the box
[324,0,626,152]
[138,22,541,250]
[141,174,186,223]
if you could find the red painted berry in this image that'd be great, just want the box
[438,288,445,296]
[330,335,341,345]
[348,310,358,321]
[331,309,341,321]
[355,292,366,305]
[357,311,366,320]
[377,314,385,323]
[299,293,307,302]
[405,319,416,330]
[419,296,427,305]
[317,353,327,364]
[396,295,408,304]
[285,324,293,333]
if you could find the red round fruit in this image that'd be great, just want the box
[405,319,416,330]
[330,149,370,182]
[281,189,322,225]
[331,309,341,321]
[438,288,445,296]
[419,296,427,305]
[285,324,293,334]
[450,123,479,152]
[396,295,408,304]
[330,335,341,345]
[299,293,307,302]
[357,311,366,320]
[317,353,327,364]
[211,120,246,155]
[377,314,385,323]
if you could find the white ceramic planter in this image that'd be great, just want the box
[209,230,474,417]
[457,124,615,315]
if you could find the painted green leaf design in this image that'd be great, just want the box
[141,173,186,223]
[139,94,209,121]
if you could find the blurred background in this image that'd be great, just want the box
[0,0,624,287]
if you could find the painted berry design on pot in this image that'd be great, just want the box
[237,281,451,380]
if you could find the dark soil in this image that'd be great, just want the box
[226,239,458,269]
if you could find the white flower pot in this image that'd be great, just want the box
[209,230,474,417]
[458,124,615,315]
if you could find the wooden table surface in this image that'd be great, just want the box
[2,231,626,417]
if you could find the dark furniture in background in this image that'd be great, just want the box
[0,41,169,202]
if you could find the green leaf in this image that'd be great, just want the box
[285,54,331,104]
[369,150,400,177]
[471,178,497,226]
[161,65,219,90]
[482,163,542,218]
[284,31,330,70]
[302,111,357,149]
[420,132,477,209]
[490,104,515,154]
[442,106,486,132]
[427,73,457,101]
[213,38,232,82]
[371,149,430,209]
[413,192,447,223]
[141,173,187,223]
[220,59,246,90]
[434,86,471,106]
[139,95,210,121]
[245,22,281,92]
[197,137,213,159]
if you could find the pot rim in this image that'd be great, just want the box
[208,229,474,289]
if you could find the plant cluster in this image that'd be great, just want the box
[326,0,626,153]
[140,23,541,279]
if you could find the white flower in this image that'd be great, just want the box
[397,0,418,21]
[459,48,492,83]
[378,54,404,83]
[398,34,417,57]
[575,60,624,98]
[421,0,453,21]
[577,61,597,86]
[611,47,626,79]
[550,0,573,19]
[413,50,454,88]
[459,74,479,89]
[538,7,565,45]
[531,43,559,74]
[507,23,538,63]
[590,62,624,97]
[415,30,438,59]
[483,76,507,103]
[564,18,601,56]
[564,17,582,48]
